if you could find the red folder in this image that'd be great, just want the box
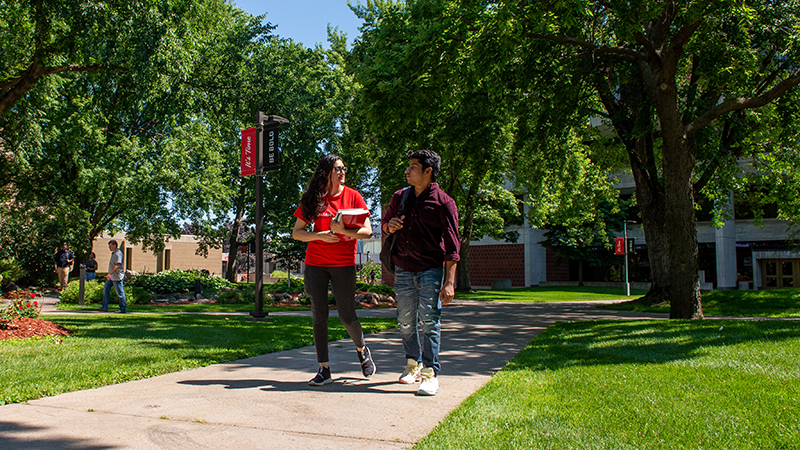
[334,208,370,227]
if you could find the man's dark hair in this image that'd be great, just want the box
[409,150,441,182]
[109,240,118,247]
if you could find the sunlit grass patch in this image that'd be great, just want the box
[416,319,800,449]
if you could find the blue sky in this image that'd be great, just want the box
[232,0,365,48]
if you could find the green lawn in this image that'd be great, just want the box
[416,319,800,449]
[456,286,649,302]
[56,302,309,313]
[0,314,396,405]
[604,288,800,318]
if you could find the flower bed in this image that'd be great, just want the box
[0,317,71,341]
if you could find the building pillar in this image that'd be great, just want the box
[715,194,737,289]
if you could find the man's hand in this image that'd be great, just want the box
[385,215,405,234]
[440,282,455,306]
[440,261,457,306]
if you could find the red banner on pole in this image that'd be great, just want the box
[614,238,625,255]
[240,127,257,176]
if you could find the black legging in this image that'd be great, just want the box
[304,265,365,363]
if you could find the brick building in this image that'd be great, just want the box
[94,232,224,276]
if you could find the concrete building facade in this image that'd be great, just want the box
[464,173,799,291]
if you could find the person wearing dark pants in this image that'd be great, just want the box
[382,150,460,396]
[292,154,376,385]
[84,252,98,281]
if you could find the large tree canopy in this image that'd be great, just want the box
[486,0,800,318]
[349,0,525,289]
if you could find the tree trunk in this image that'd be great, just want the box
[452,162,489,292]
[655,87,703,319]
[455,191,475,292]
[630,152,670,306]
[456,238,470,292]
[225,184,248,282]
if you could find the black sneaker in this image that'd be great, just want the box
[308,365,332,386]
[357,346,376,378]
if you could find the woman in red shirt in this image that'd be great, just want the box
[292,154,376,385]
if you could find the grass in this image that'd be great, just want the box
[457,286,649,303]
[604,288,800,318]
[0,314,396,405]
[56,302,309,313]
[416,319,800,450]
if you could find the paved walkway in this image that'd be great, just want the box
[1,296,666,449]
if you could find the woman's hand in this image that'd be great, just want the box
[329,218,346,235]
[316,230,340,243]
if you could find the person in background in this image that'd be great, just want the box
[85,252,98,281]
[54,242,74,291]
[99,240,126,313]
[292,154,376,386]
[381,150,460,396]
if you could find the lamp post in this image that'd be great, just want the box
[250,112,288,320]
[623,220,637,296]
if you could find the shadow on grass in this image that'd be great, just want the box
[505,319,800,371]
[45,315,392,365]
[604,288,800,317]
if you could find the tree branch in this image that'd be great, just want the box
[658,18,704,82]
[527,33,646,62]
[1,62,108,116]
[685,70,800,140]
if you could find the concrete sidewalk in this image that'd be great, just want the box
[1,299,665,449]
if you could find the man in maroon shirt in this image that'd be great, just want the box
[382,150,460,396]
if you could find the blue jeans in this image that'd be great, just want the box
[102,279,127,312]
[86,272,96,281]
[395,267,444,374]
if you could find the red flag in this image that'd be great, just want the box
[240,127,257,176]
[614,238,625,255]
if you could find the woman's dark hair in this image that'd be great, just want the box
[88,252,96,259]
[300,154,343,221]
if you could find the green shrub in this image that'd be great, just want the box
[215,286,253,304]
[59,280,104,304]
[270,270,288,278]
[127,286,152,305]
[358,261,382,282]
[356,281,394,296]
[266,278,304,294]
[59,280,150,305]
[129,269,234,294]
[296,293,311,305]
[0,307,15,329]
[0,258,27,287]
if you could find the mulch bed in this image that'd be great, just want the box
[0,318,71,341]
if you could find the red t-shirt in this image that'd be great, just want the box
[293,185,369,267]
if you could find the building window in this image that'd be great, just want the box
[125,248,133,271]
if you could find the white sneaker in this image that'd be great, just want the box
[399,359,422,384]
[416,367,439,396]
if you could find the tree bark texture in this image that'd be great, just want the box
[653,82,703,319]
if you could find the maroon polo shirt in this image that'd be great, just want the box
[382,182,461,273]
